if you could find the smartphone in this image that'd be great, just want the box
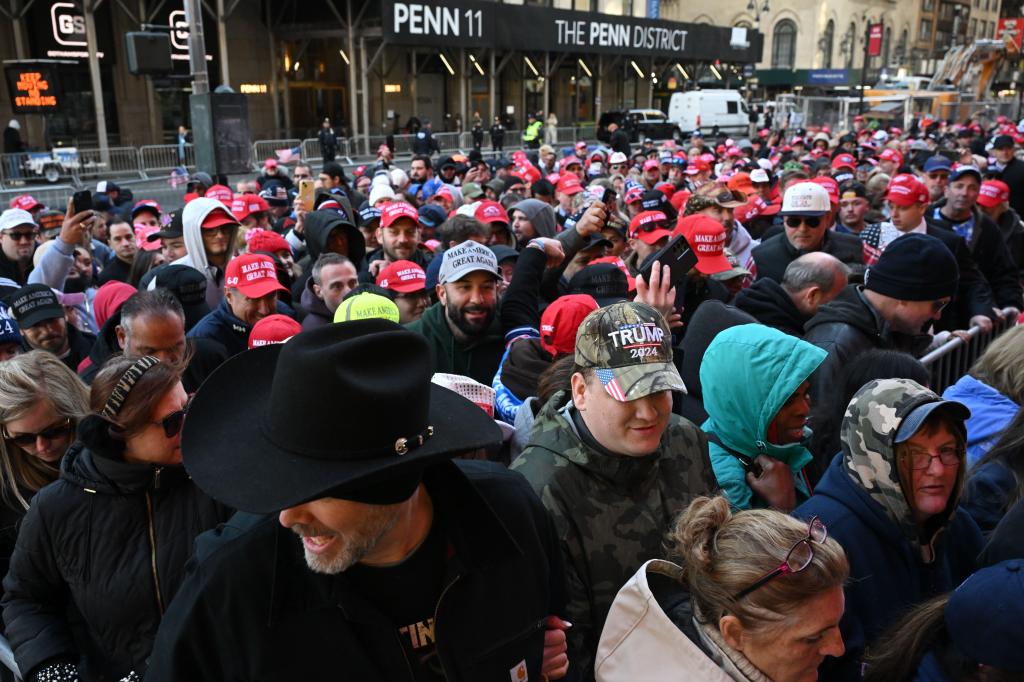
[637,234,698,291]
[601,188,616,205]
[298,179,315,212]
[72,190,92,216]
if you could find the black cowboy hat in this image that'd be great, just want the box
[181,320,502,513]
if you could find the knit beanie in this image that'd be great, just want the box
[865,233,958,301]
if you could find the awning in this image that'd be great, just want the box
[868,101,905,116]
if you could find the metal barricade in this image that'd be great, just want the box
[300,138,322,165]
[139,144,195,175]
[73,146,145,182]
[920,309,1018,393]
[0,184,78,210]
[251,139,301,168]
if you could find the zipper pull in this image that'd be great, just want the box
[755,440,767,455]
[154,466,162,490]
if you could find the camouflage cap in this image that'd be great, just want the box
[574,301,686,401]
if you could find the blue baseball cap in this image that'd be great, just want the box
[949,165,982,183]
[894,399,970,443]
[945,560,1024,671]
[417,204,448,229]
[922,156,952,173]
[358,206,381,226]
[0,308,22,347]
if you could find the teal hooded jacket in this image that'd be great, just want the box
[700,323,827,509]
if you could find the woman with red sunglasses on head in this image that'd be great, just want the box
[596,495,849,682]
[0,351,88,576]
[794,378,982,681]
[2,355,230,682]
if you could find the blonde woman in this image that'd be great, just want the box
[597,496,848,681]
[0,351,88,573]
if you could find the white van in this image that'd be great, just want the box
[667,90,750,135]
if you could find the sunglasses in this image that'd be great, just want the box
[5,231,37,242]
[785,216,823,229]
[733,517,827,600]
[635,222,668,233]
[152,398,192,439]
[3,418,72,449]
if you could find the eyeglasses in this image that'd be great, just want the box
[3,418,72,449]
[785,216,823,229]
[4,231,37,242]
[733,517,827,601]
[634,222,668,233]
[904,445,961,470]
[152,398,191,439]
[932,298,951,313]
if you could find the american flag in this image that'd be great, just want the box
[275,146,301,164]
[595,368,627,401]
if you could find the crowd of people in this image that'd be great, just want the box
[0,108,1023,681]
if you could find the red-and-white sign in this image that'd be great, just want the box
[998,18,1024,53]
[868,23,883,57]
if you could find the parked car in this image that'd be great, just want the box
[21,148,79,183]
[667,90,749,136]
[597,109,683,143]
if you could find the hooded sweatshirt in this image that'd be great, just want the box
[292,209,366,302]
[511,198,558,239]
[171,198,239,310]
[794,378,982,681]
[700,324,826,510]
[405,302,504,385]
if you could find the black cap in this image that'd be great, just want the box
[138,264,211,331]
[148,209,184,241]
[568,262,628,307]
[489,245,519,264]
[531,178,555,197]
[993,135,1016,150]
[838,181,867,199]
[865,233,958,302]
[9,284,63,328]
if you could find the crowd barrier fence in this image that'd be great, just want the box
[920,308,1019,393]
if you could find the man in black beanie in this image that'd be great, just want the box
[804,232,959,399]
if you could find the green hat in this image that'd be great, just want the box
[333,292,400,324]
[461,182,484,201]
[574,301,686,402]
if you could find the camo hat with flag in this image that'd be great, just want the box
[574,301,686,401]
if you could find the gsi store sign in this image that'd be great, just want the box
[45,1,110,59]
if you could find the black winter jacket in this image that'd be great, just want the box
[145,460,573,682]
[751,230,865,284]
[734,277,807,337]
[926,202,1023,310]
[291,210,366,301]
[803,286,932,408]
[1,421,229,681]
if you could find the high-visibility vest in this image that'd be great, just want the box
[523,121,543,142]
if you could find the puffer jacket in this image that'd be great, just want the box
[942,374,1019,466]
[511,393,718,680]
[1,418,229,681]
[595,560,756,682]
[794,379,983,681]
[701,324,826,510]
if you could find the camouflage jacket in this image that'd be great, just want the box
[510,391,718,681]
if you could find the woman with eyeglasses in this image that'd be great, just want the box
[0,351,88,576]
[595,495,848,681]
[794,378,983,681]
[2,355,230,682]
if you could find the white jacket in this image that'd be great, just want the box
[596,560,742,682]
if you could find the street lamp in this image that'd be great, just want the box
[746,0,770,27]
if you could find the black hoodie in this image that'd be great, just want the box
[291,210,366,302]
[1,417,230,681]
[803,285,932,407]
[734,278,808,337]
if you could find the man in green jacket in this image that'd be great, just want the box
[406,240,503,385]
[511,301,718,681]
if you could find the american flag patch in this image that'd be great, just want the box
[595,368,627,401]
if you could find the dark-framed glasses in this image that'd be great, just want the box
[2,418,72,449]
